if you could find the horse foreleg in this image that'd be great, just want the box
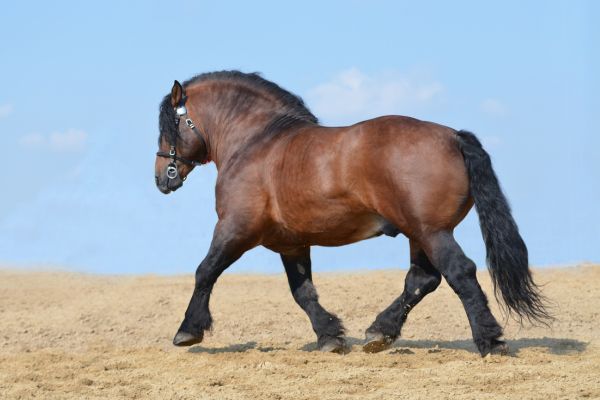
[280,247,347,353]
[363,239,441,353]
[173,221,254,346]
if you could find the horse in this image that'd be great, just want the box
[154,71,549,356]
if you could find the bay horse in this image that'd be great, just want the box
[154,71,549,356]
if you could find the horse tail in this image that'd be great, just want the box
[455,130,551,325]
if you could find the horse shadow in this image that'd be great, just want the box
[187,341,285,354]
[347,336,587,356]
[188,337,587,356]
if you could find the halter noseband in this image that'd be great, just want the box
[156,102,210,181]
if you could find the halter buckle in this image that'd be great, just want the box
[169,147,176,157]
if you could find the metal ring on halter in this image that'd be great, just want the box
[166,164,178,179]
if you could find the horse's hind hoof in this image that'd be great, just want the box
[173,330,203,347]
[318,335,349,354]
[363,331,395,353]
[488,339,509,356]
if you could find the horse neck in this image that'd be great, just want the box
[188,86,284,170]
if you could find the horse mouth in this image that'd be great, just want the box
[155,176,174,194]
[157,182,183,194]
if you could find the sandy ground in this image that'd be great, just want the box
[0,265,598,399]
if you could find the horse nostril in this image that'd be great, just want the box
[155,176,159,185]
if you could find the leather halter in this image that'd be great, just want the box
[156,101,210,180]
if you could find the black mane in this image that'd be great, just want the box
[158,70,318,145]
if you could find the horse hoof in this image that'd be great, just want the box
[363,331,395,353]
[318,336,348,354]
[173,330,203,347]
[489,339,509,356]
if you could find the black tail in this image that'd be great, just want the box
[456,130,551,324]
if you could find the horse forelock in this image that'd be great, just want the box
[158,95,179,146]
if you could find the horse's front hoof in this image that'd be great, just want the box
[363,331,395,353]
[173,330,204,347]
[318,335,349,354]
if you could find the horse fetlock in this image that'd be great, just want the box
[471,314,504,355]
[314,311,344,337]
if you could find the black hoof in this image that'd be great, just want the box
[318,335,348,354]
[488,339,509,356]
[363,331,395,353]
[173,330,204,347]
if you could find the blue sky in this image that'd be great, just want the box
[0,1,598,274]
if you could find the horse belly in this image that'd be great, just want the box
[314,215,384,246]
[269,211,397,248]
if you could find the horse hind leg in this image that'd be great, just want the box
[363,239,442,353]
[422,231,508,356]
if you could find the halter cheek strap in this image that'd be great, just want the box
[156,103,210,180]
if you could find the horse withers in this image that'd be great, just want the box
[154,71,550,356]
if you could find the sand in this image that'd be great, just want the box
[0,265,598,399]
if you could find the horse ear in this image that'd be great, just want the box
[171,80,183,107]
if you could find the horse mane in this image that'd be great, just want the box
[158,70,318,145]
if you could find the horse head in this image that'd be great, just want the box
[155,80,209,194]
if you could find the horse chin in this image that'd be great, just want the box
[156,176,183,194]
[157,186,172,195]
[168,181,183,192]
[156,181,174,195]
